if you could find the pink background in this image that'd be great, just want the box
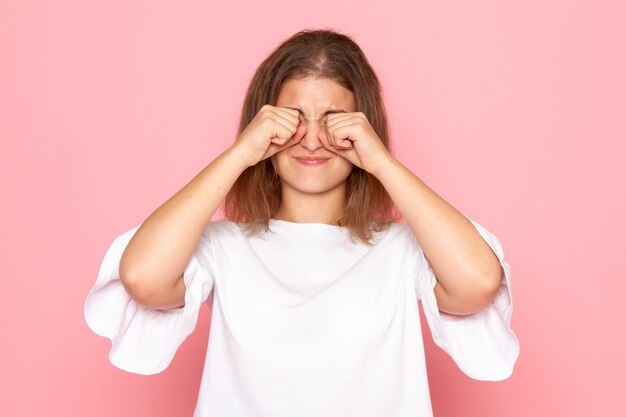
[1,0,624,416]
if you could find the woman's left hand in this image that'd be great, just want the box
[320,112,394,176]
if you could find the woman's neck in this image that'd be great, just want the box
[273,184,346,225]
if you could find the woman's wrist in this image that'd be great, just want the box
[368,152,398,179]
[225,142,257,170]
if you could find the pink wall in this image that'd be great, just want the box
[1,0,624,415]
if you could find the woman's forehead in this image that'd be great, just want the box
[276,78,355,115]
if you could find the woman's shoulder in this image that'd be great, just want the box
[369,221,415,247]
[202,219,243,240]
[380,221,413,237]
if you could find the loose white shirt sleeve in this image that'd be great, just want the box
[84,218,519,417]
[83,224,215,375]
[414,217,519,381]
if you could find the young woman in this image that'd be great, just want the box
[85,28,519,416]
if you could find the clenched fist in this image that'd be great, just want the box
[233,105,308,167]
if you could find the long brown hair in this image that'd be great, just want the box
[224,28,398,243]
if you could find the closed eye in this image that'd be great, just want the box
[289,112,330,126]
[286,106,346,119]
[297,113,330,127]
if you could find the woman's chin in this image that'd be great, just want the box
[281,179,347,196]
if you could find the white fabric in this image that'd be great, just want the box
[84,218,519,416]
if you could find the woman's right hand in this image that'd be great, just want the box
[233,104,308,167]
[119,107,308,309]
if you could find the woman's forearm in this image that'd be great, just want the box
[119,144,250,308]
[373,157,503,315]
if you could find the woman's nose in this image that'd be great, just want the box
[299,121,325,152]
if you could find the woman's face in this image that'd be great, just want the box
[271,77,356,196]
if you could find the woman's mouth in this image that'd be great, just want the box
[294,156,330,166]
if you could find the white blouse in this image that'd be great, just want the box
[84,218,519,417]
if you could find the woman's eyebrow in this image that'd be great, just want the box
[284,106,347,117]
